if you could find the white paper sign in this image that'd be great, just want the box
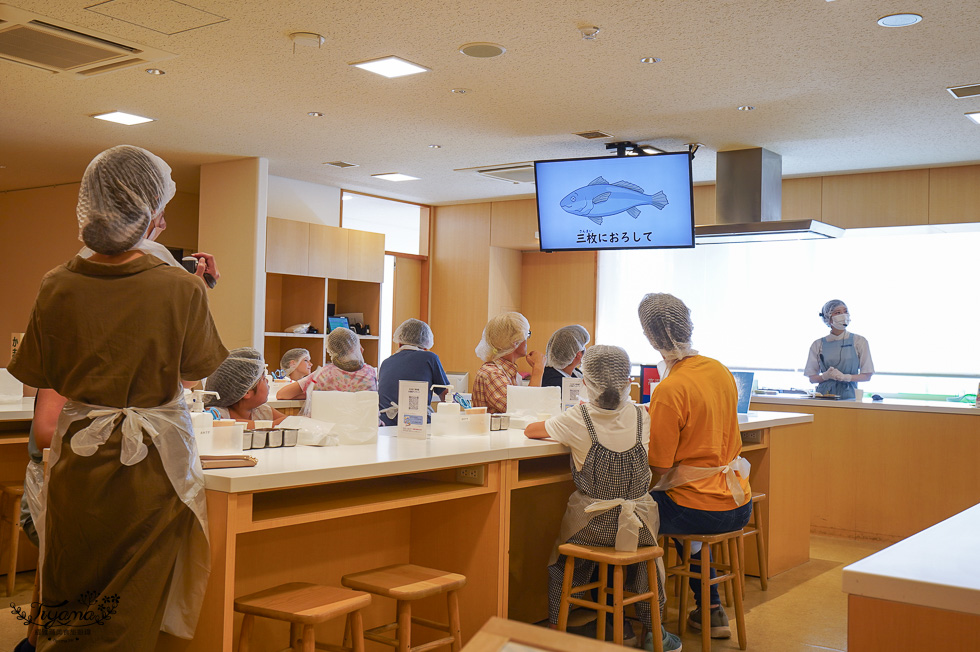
[397,380,429,439]
[561,377,584,411]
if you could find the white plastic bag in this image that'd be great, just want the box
[310,390,379,445]
[280,415,339,447]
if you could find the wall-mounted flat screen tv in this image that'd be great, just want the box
[534,152,695,251]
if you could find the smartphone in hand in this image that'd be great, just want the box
[181,256,217,289]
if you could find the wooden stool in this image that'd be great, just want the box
[556,543,665,652]
[341,564,466,652]
[234,582,371,652]
[665,531,746,651]
[739,493,768,595]
[1,483,24,597]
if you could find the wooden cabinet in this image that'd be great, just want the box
[266,218,310,275]
[347,229,385,282]
[265,219,384,368]
[309,224,348,278]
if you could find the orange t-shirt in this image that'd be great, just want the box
[648,355,751,511]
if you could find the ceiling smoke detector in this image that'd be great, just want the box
[578,26,600,40]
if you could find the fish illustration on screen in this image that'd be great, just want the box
[559,176,668,225]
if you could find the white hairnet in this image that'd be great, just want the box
[819,299,847,327]
[393,318,434,349]
[205,347,266,408]
[280,348,311,375]
[582,345,632,410]
[328,327,364,371]
[544,325,591,369]
[77,145,177,255]
[637,293,697,361]
[475,312,530,362]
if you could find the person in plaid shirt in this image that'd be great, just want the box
[472,312,544,414]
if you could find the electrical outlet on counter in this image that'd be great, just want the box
[456,465,485,485]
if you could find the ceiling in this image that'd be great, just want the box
[1,0,978,205]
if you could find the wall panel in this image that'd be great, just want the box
[821,169,930,228]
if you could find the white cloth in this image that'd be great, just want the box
[804,331,874,377]
[42,392,210,639]
[214,403,273,421]
[544,402,650,471]
[79,238,183,268]
[651,456,752,507]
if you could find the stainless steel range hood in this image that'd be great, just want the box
[694,147,843,244]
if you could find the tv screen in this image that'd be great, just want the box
[534,152,694,251]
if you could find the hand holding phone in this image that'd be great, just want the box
[181,256,218,288]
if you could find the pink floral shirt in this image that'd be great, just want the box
[311,363,378,393]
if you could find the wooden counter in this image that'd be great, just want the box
[750,397,980,542]
[843,502,980,650]
[191,411,812,651]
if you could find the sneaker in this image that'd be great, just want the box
[643,627,683,651]
[687,606,731,638]
[568,616,637,647]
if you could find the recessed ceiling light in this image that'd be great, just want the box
[450,88,471,94]
[459,42,506,58]
[966,112,980,125]
[145,68,165,75]
[92,111,154,125]
[737,105,755,111]
[640,57,662,64]
[428,144,442,149]
[372,173,419,181]
[877,13,922,27]
[308,111,324,117]
[351,56,429,78]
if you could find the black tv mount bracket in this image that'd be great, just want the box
[605,141,700,159]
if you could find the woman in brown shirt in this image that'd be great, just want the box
[9,145,227,650]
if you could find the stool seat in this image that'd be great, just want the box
[235,582,371,624]
[342,564,466,600]
[1,484,24,497]
[666,531,740,545]
[558,543,663,566]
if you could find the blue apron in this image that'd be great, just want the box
[817,333,859,399]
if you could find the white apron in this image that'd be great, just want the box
[36,391,210,639]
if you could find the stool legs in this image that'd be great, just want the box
[349,610,365,652]
[396,600,411,652]
[4,504,18,597]
[612,564,624,645]
[447,590,462,652]
[595,563,607,642]
[557,555,574,631]
[729,537,747,650]
[676,539,691,636]
[302,623,316,652]
[699,550,711,652]
[237,614,254,652]
[646,559,663,652]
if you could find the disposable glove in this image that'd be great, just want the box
[839,373,853,382]
[380,402,399,419]
[820,367,842,382]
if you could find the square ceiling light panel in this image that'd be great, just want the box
[351,56,429,78]
[372,173,419,181]
[92,111,154,125]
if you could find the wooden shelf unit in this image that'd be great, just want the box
[265,218,385,368]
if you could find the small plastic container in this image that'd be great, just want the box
[250,430,267,450]
[281,428,298,447]
[242,430,253,450]
[266,428,283,448]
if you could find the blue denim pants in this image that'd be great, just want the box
[651,490,752,607]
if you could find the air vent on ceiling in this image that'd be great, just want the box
[477,164,535,184]
[947,84,980,99]
[323,161,359,168]
[574,130,612,139]
[0,4,174,77]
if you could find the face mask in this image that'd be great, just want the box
[831,313,850,329]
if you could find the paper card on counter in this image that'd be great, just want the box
[397,380,429,439]
[561,377,584,411]
[506,385,561,418]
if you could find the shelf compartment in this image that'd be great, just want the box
[246,470,497,531]
[514,455,572,488]
[265,332,327,339]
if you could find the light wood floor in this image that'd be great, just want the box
[0,535,888,651]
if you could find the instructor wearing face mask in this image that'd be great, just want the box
[804,300,874,400]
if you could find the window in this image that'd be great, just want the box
[340,192,424,255]
[597,228,980,395]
